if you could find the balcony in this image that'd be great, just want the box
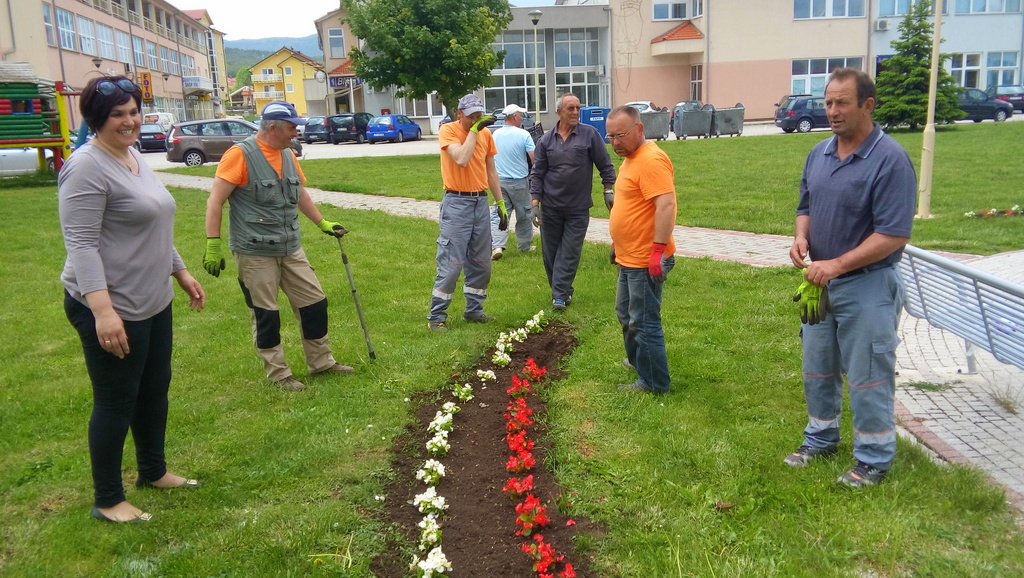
[256,91,285,100]
[252,74,283,83]
[181,75,215,95]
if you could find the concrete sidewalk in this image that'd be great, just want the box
[160,171,1024,509]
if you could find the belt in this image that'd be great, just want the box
[445,189,486,197]
[836,262,890,279]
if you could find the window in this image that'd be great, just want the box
[285,83,294,93]
[261,68,274,75]
[227,122,255,136]
[146,41,158,70]
[694,0,704,16]
[402,93,441,117]
[170,51,179,75]
[690,64,703,101]
[55,8,77,51]
[794,0,865,18]
[485,72,546,112]
[132,36,145,67]
[97,24,115,60]
[553,28,599,68]
[987,51,1019,86]
[955,0,1022,12]
[160,45,170,72]
[328,29,346,58]
[283,66,293,76]
[790,57,863,94]
[116,30,131,64]
[880,0,948,15]
[950,53,982,87]
[555,70,600,107]
[42,4,54,46]
[493,30,545,70]
[654,2,687,20]
[77,16,95,56]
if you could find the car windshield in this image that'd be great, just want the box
[140,124,163,134]
[332,116,353,126]
[369,116,391,124]
[777,96,801,109]
[995,85,1024,94]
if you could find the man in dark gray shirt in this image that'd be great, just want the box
[530,93,616,311]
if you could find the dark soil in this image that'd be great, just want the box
[372,321,602,577]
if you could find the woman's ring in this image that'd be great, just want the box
[105,340,111,343]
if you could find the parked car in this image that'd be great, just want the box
[773,94,827,133]
[135,123,168,152]
[486,108,537,131]
[303,116,329,143]
[143,112,177,133]
[0,147,54,176]
[326,112,373,144]
[166,119,302,167]
[366,114,422,143]
[958,88,1014,122]
[985,84,1024,112]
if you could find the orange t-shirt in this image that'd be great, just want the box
[608,141,677,268]
[439,121,496,192]
[215,138,307,186]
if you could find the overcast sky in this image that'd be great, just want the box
[194,0,557,40]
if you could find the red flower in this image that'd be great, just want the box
[506,450,536,473]
[523,358,548,381]
[515,494,550,536]
[507,375,533,398]
[507,430,535,452]
[502,475,534,499]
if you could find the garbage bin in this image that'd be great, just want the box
[526,122,545,144]
[672,102,712,139]
[639,108,671,140]
[710,103,744,137]
[579,106,610,141]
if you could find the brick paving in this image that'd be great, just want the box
[160,171,1024,508]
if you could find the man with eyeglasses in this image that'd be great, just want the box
[203,100,353,391]
[605,105,677,394]
[529,93,616,312]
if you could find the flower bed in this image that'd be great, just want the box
[372,317,593,577]
[965,205,1022,218]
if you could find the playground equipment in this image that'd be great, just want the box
[0,63,72,173]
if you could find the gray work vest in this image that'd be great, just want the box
[227,137,302,256]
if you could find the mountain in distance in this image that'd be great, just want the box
[223,35,323,79]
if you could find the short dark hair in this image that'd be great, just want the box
[79,76,142,133]
[827,67,875,106]
[609,105,640,123]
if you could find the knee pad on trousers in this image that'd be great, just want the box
[254,308,282,349]
[299,298,329,340]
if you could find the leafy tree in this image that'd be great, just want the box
[235,67,252,88]
[874,0,963,129]
[343,0,513,116]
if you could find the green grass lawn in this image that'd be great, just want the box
[2,177,1024,576]
[168,121,1024,254]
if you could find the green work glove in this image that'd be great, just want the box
[317,218,348,238]
[496,200,509,231]
[792,280,828,325]
[203,237,225,277]
[471,115,496,133]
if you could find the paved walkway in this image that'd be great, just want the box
[159,172,1024,509]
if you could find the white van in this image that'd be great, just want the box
[144,112,177,133]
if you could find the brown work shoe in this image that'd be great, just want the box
[274,376,306,391]
[313,362,354,375]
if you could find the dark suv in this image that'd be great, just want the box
[304,116,328,144]
[774,94,828,133]
[326,112,373,144]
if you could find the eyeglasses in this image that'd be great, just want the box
[607,126,636,141]
[96,78,138,96]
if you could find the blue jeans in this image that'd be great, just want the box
[800,265,903,469]
[540,208,589,302]
[615,257,675,393]
[429,194,492,322]
[490,177,534,251]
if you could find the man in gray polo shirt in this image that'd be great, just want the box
[783,68,916,488]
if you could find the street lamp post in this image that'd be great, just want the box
[529,10,542,119]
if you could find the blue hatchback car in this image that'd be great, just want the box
[367,114,422,143]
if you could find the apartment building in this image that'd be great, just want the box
[2,0,225,126]
[249,48,324,117]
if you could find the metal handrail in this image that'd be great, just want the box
[901,245,1024,371]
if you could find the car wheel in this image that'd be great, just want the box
[397,131,405,143]
[368,139,375,145]
[183,150,205,167]
[995,109,1008,122]
[796,118,813,133]
[134,141,141,151]
[782,128,795,133]
[46,158,55,173]
[357,132,366,144]
[415,129,422,141]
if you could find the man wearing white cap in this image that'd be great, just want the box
[427,93,506,331]
[489,104,537,260]
[203,100,354,391]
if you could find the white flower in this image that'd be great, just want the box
[492,351,511,366]
[417,514,443,550]
[415,459,446,486]
[451,382,474,401]
[427,411,453,433]
[476,369,496,381]
[426,432,451,457]
[441,401,460,415]
[413,487,448,514]
[411,546,452,577]
[374,495,386,502]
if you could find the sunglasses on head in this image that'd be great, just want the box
[96,78,138,96]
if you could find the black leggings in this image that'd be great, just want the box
[65,292,173,508]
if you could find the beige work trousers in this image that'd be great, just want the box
[235,248,336,381]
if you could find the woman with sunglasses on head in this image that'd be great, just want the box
[58,76,206,523]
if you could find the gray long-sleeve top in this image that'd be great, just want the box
[530,121,616,211]
[58,144,185,321]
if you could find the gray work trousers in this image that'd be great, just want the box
[490,177,534,251]
[428,193,492,322]
[540,206,589,303]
